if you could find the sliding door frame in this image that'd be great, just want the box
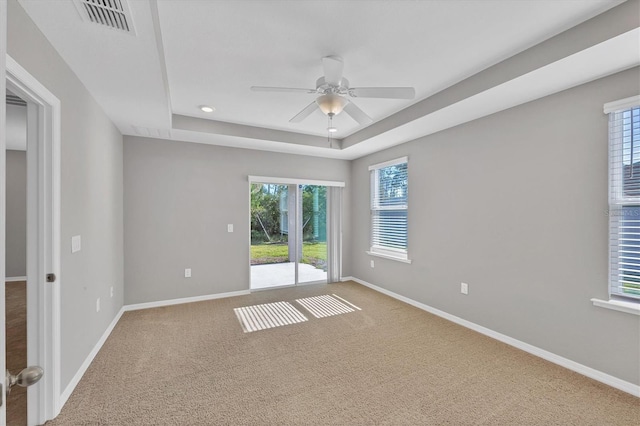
[248,176,344,289]
[249,176,345,188]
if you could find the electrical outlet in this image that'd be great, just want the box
[461,282,469,295]
[96,297,101,312]
[370,260,375,268]
[110,286,114,298]
[185,268,192,278]
[227,224,234,233]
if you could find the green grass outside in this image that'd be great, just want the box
[251,242,327,270]
[622,281,640,295]
[301,242,327,262]
[251,243,289,261]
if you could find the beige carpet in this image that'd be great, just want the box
[48,281,638,425]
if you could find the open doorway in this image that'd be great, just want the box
[4,56,62,425]
[5,89,28,424]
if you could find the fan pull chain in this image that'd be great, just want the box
[327,113,337,149]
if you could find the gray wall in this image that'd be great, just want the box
[8,0,124,390]
[6,0,636,397]
[5,150,26,278]
[350,67,640,386]
[124,137,351,304]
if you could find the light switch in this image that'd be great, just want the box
[72,235,81,253]
[185,268,192,278]
[227,224,234,233]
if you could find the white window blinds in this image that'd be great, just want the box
[609,103,640,300]
[369,157,408,260]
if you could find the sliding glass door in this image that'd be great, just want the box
[298,185,327,284]
[250,183,295,289]
[250,182,328,289]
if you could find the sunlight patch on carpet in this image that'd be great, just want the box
[234,301,308,333]
[332,294,362,310]
[295,295,358,318]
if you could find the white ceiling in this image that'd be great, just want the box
[17,0,638,160]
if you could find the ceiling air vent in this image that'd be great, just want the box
[6,93,27,107]
[73,0,136,35]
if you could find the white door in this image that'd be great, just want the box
[4,52,62,425]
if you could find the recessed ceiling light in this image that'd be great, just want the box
[199,105,215,113]
[327,127,338,133]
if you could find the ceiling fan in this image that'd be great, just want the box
[251,56,416,127]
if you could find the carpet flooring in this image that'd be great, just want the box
[48,281,638,425]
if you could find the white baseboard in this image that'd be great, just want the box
[59,306,125,409]
[123,289,251,312]
[349,277,640,397]
[5,276,27,282]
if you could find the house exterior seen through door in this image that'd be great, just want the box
[250,182,328,289]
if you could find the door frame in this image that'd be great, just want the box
[1,2,6,421]
[248,176,344,289]
[6,55,61,424]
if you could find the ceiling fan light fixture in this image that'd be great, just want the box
[253,56,411,127]
[199,105,215,113]
[316,94,347,116]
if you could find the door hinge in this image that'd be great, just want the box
[46,273,56,283]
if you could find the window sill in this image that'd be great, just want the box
[591,298,640,316]
[366,251,412,264]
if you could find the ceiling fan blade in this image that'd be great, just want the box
[343,101,373,125]
[290,101,320,123]
[349,87,416,99]
[322,56,344,86]
[251,86,316,94]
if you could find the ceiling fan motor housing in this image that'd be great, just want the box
[316,77,349,94]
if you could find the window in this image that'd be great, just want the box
[608,98,640,302]
[368,157,409,262]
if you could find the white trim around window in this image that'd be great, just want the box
[591,298,640,316]
[368,156,408,171]
[604,95,640,114]
[367,249,412,264]
[599,95,640,314]
[369,156,410,262]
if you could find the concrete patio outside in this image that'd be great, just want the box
[251,262,327,289]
